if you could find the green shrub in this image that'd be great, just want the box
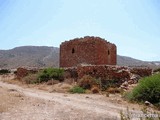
[0,69,10,75]
[125,73,160,104]
[38,68,64,82]
[69,86,85,94]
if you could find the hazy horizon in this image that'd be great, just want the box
[0,45,159,62]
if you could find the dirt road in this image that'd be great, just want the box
[0,81,144,120]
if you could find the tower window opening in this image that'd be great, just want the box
[108,50,110,55]
[72,48,75,53]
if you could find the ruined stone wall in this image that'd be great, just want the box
[60,36,117,67]
[16,67,38,79]
[77,65,130,81]
[64,65,152,86]
[77,65,152,81]
[130,68,152,77]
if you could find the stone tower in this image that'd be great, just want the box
[60,36,117,67]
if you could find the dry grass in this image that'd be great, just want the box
[49,83,73,93]
[2,78,23,85]
[78,75,99,89]
[91,86,99,94]
[38,85,50,91]
[106,87,121,94]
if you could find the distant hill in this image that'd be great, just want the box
[0,46,59,68]
[0,46,159,69]
[117,55,160,69]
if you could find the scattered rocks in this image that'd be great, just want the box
[8,89,17,92]
[145,101,154,107]
[120,81,129,90]
[128,80,134,84]
[85,96,89,98]
[145,101,151,106]
[105,93,109,97]
[120,86,128,90]
[122,81,128,87]
[116,99,122,104]
[130,74,141,83]
[63,94,68,97]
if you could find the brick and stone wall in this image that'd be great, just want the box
[130,67,152,77]
[77,65,130,81]
[60,36,117,67]
[64,65,152,86]
[16,67,38,79]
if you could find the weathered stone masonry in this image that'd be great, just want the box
[60,36,117,67]
[60,36,152,86]
[63,65,152,86]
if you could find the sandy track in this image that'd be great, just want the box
[0,81,143,120]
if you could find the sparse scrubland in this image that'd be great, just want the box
[0,67,160,120]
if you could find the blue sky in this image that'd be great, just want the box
[0,0,160,61]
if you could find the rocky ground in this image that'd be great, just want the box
[0,76,159,120]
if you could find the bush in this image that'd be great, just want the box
[69,86,85,94]
[0,69,10,75]
[125,73,160,104]
[23,73,39,84]
[100,79,120,91]
[78,75,100,89]
[38,68,64,82]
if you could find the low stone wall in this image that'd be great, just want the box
[63,67,78,79]
[15,66,152,87]
[77,65,131,80]
[64,65,152,86]
[16,67,38,79]
[130,67,152,77]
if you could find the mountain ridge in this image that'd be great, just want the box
[0,46,159,69]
